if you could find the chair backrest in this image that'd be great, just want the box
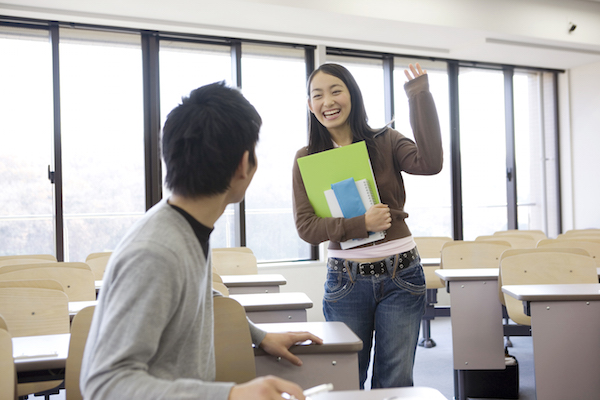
[0,262,96,301]
[0,328,16,400]
[500,251,598,326]
[441,240,511,269]
[476,233,537,249]
[413,236,453,258]
[212,247,254,254]
[414,236,452,289]
[563,228,600,236]
[65,306,95,400]
[497,247,590,306]
[212,282,230,296]
[0,286,70,337]
[538,238,600,261]
[211,251,258,275]
[213,297,256,383]
[213,271,223,283]
[0,258,56,267]
[0,314,7,331]
[84,253,112,281]
[493,229,547,242]
[0,254,56,263]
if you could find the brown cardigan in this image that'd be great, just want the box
[292,74,443,251]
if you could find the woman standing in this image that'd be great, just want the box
[292,63,443,389]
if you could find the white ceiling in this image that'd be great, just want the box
[2,0,600,70]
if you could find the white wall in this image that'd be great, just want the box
[565,61,600,229]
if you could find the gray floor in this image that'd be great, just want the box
[412,316,536,400]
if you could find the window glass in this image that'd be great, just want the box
[59,28,145,261]
[0,26,55,256]
[241,43,312,262]
[459,68,507,240]
[394,59,452,238]
[159,41,233,248]
[514,71,546,232]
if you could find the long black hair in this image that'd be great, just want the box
[306,63,385,156]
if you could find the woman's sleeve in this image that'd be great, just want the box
[292,149,369,246]
[393,74,443,175]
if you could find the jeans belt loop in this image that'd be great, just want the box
[391,254,400,279]
[343,259,354,283]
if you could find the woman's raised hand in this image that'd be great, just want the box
[404,63,427,81]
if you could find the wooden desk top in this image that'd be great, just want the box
[311,386,447,399]
[502,283,600,301]
[254,321,362,355]
[435,268,499,281]
[221,274,286,287]
[13,333,70,372]
[230,292,313,311]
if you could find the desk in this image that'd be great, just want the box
[311,386,447,399]
[254,321,362,391]
[435,269,505,400]
[13,333,69,383]
[221,273,286,294]
[502,283,600,400]
[230,292,313,323]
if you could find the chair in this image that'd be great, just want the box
[538,238,600,261]
[213,281,230,296]
[85,252,112,281]
[212,247,254,254]
[0,257,56,267]
[65,306,95,400]
[0,262,96,301]
[476,233,537,249]
[500,251,598,326]
[562,228,600,236]
[441,240,511,269]
[493,229,547,242]
[0,328,16,400]
[213,296,256,383]
[497,247,590,346]
[0,254,56,262]
[0,283,70,397]
[413,236,453,348]
[211,251,258,275]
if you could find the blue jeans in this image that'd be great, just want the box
[323,250,426,389]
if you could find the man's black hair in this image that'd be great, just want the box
[162,81,261,197]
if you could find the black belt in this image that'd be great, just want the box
[351,247,419,276]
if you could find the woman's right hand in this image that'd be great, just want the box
[365,203,392,232]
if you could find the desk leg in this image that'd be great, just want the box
[453,369,467,400]
[530,300,600,400]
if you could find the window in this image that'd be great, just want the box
[241,44,312,262]
[458,68,507,240]
[159,40,233,249]
[0,26,55,256]
[59,28,145,261]
[327,56,387,128]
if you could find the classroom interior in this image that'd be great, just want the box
[2,1,600,399]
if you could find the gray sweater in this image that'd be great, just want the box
[81,199,266,399]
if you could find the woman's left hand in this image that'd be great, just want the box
[404,63,427,81]
[259,331,323,366]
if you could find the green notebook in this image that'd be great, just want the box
[296,141,380,218]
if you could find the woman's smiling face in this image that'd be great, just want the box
[308,71,352,134]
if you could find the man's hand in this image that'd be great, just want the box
[229,375,305,400]
[259,331,323,366]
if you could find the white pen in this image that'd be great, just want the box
[303,383,334,398]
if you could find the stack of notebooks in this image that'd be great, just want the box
[297,141,385,249]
